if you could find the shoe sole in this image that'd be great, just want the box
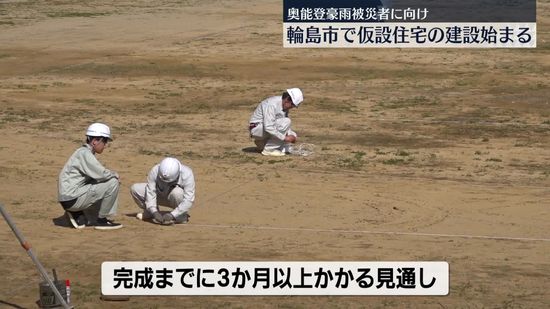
[94,224,123,230]
[66,212,85,229]
[261,150,285,157]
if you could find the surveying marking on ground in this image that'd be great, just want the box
[185,224,550,243]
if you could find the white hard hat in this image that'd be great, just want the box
[158,157,181,183]
[286,88,303,107]
[86,123,112,141]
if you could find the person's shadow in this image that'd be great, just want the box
[241,147,259,153]
[52,214,71,228]
[53,205,99,228]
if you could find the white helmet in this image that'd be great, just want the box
[286,88,303,107]
[86,123,113,141]
[158,157,181,183]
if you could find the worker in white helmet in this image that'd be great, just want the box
[249,88,303,156]
[131,157,195,225]
[58,123,122,230]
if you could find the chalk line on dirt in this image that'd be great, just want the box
[185,223,550,243]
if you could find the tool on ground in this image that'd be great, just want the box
[39,269,70,308]
[0,203,71,309]
[289,143,315,156]
[65,280,71,305]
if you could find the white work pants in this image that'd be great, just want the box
[66,178,120,219]
[250,118,296,151]
[130,183,186,215]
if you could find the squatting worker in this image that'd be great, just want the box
[58,123,122,230]
[249,88,303,156]
[131,157,195,225]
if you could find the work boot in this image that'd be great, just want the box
[261,149,285,157]
[94,218,123,230]
[66,211,86,229]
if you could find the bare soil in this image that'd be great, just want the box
[0,1,549,308]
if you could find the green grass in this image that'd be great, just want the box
[211,151,266,165]
[16,84,37,90]
[314,98,358,113]
[383,158,405,165]
[376,95,440,110]
[47,12,110,18]
[75,98,98,104]
[335,151,366,170]
[353,151,366,160]
[56,62,223,79]
[267,158,291,164]
[0,109,41,123]
[179,150,204,159]
[137,148,164,156]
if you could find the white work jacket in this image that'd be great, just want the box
[145,162,195,217]
[249,96,288,141]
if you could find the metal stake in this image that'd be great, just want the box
[0,203,71,309]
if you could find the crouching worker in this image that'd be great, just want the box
[58,123,122,230]
[249,88,303,156]
[131,157,195,225]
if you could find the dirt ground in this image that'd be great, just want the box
[0,0,549,308]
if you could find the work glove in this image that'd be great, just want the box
[284,135,296,143]
[178,213,190,224]
[152,211,164,224]
[162,213,176,225]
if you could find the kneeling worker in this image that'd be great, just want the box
[249,88,303,156]
[131,157,195,225]
[58,123,122,230]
